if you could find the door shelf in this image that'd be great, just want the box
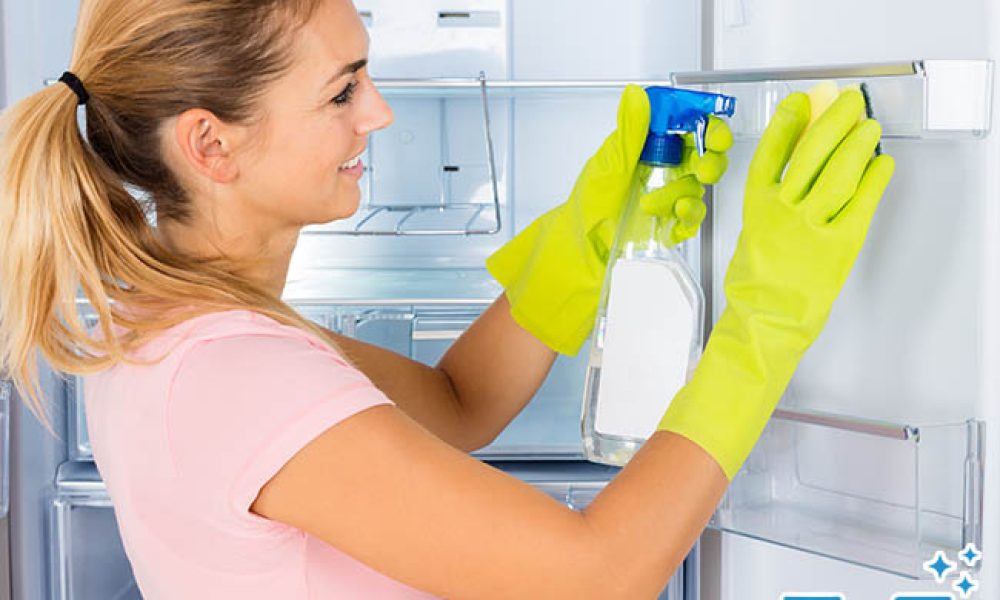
[710,408,986,579]
[676,60,993,140]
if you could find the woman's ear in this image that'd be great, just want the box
[173,109,240,184]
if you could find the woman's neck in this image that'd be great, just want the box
[156,217,299,299]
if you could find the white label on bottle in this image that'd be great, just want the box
[594,260,696,440]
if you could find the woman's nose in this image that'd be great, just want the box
[356,86,394,136]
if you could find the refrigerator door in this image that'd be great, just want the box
[699,0,999,597]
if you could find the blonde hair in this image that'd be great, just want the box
[0,0,335,424]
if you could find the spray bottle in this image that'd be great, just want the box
[582,86,737,466]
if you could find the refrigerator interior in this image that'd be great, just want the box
[2,0,702,598]
[4,0,995,598]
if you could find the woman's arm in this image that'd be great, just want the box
[253,403,727,599]
[326,294,556,453]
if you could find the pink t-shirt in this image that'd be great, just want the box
[84,310,438,599]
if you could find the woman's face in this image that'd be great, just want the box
[233,0,393,229]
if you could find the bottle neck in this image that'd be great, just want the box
[614,162,686,258]
[639,161,683,196]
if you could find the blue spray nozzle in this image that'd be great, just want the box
[641,86,737,166]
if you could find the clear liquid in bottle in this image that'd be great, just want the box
[581,163,705,466]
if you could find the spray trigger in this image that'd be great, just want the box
[694,116,709,157]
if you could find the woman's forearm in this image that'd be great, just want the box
[323,294,557,452]
[436,293,558,446]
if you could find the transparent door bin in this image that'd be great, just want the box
[50,463,141,600]
[710,408,986,579]
[674,60,993,139]
[304,75,504,236]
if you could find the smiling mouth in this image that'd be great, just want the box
[339,152,364,170]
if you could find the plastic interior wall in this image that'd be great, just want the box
[700,0,1000,598]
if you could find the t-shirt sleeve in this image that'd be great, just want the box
[166,331,393,533]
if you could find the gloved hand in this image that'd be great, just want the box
[657,89,895,480]
[487,85,733,355]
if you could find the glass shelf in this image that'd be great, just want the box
[710,408,986,579]
[366,58,992,132]
[283,267,501,305]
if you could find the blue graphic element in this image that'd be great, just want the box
[952,572,978,598]
[892,595,955,600]
[780,595,844,600]
[959,543,982,568]
[924,550,958,583]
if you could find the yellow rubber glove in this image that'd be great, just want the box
[657,89,895,479]
[487,85,733,355]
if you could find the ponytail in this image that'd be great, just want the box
[0,83,107,422]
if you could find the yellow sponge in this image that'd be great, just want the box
[805,81,864,130]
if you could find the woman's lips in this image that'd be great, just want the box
[338,157,364,179]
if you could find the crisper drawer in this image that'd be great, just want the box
[69,301,588,461]
[50,463,140,600]
[303,302,588,459]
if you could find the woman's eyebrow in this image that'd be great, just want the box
[322,59,368,89]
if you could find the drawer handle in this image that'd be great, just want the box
[437,10,501,27]
[0,380,11,519]
[412,329,463,342]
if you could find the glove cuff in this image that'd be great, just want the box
[485,207,601,355]
[656,308,808,479]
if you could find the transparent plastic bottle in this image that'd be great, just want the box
[581,162,705,466]
[581,86,734,467]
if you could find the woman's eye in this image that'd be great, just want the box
[332,81,358,106]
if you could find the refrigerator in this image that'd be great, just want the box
[0,0,996,598]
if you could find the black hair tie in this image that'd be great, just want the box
[59,71,90,105]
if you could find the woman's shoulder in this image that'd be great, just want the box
[125,308,339,365]
[148,308,305,340]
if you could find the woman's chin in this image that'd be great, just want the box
[312,188,362,225]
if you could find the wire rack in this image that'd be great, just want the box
[310,72,504,236]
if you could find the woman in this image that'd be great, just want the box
[0,0,893,598]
